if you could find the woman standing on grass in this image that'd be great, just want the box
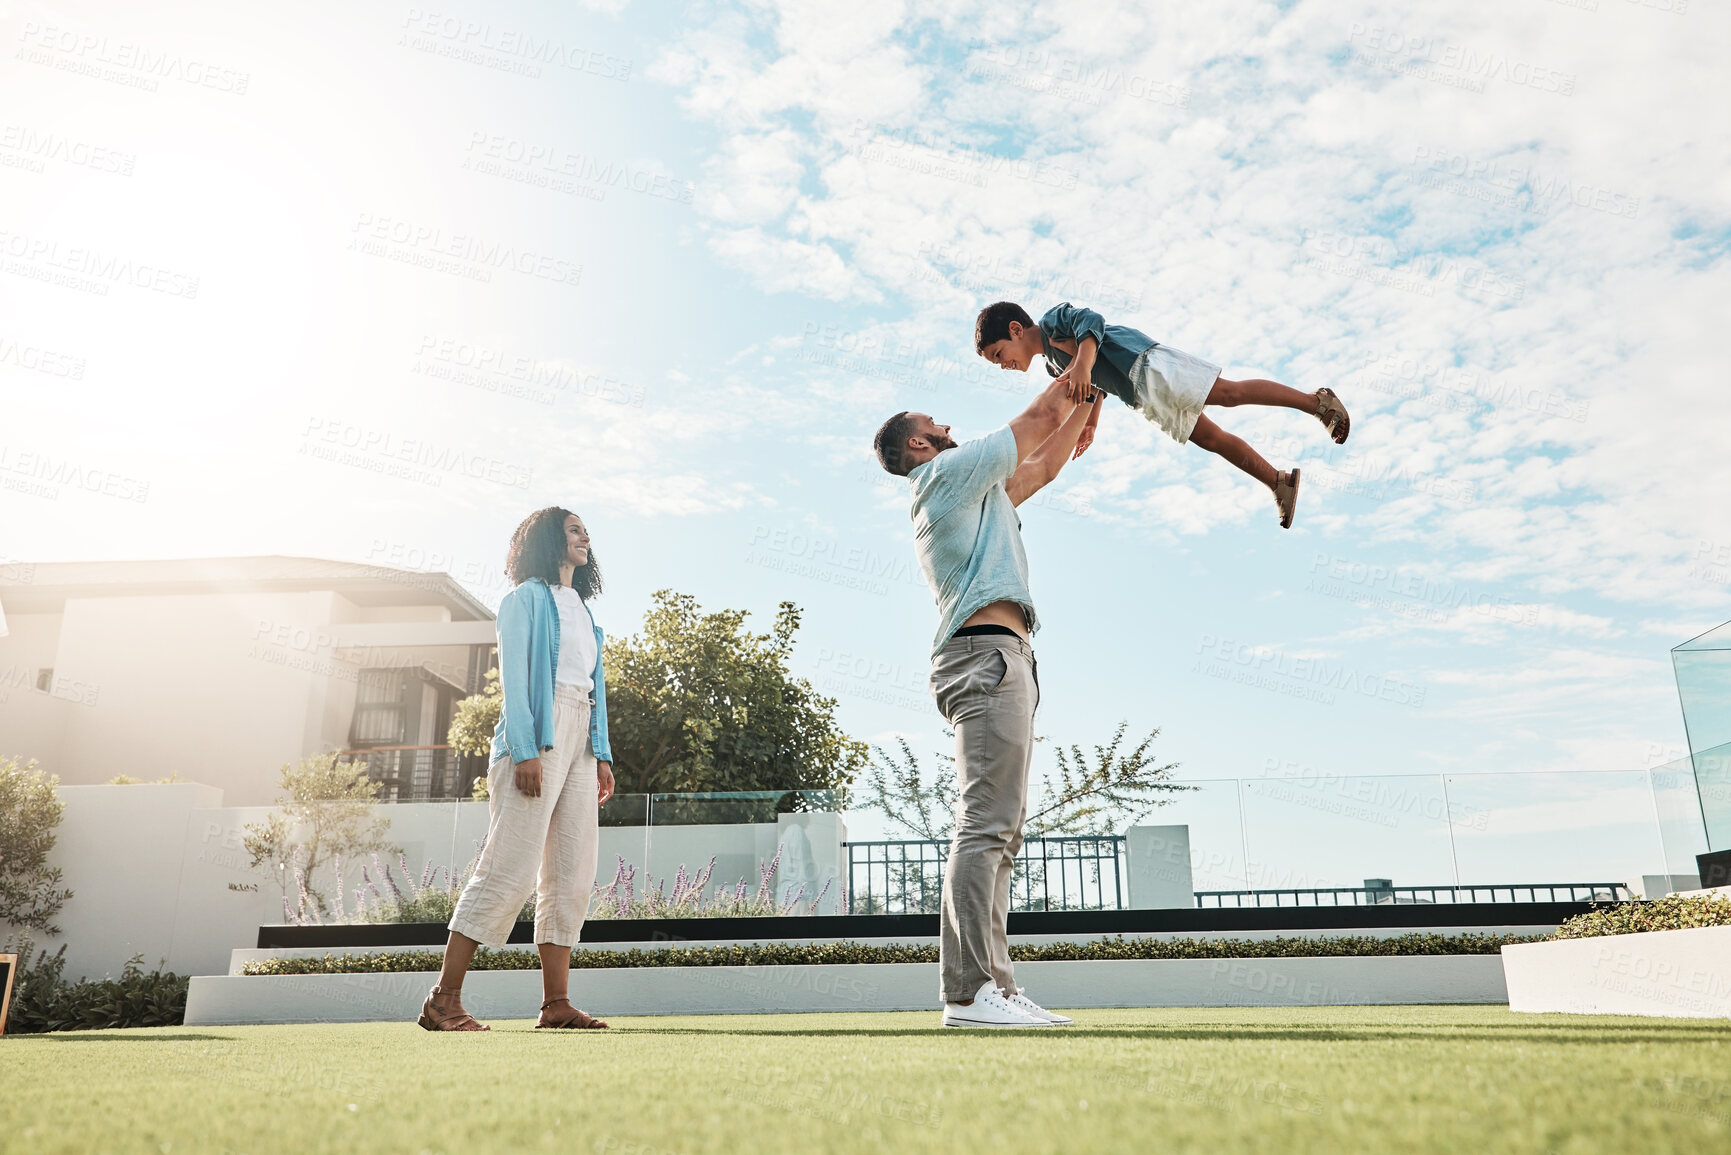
[419,507,616,1031]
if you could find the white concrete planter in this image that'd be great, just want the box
[222,924,1560,976]
[1502,926,1731,1019]
[185,954,1508,1025]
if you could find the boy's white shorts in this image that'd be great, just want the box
[1130,344,1220,444]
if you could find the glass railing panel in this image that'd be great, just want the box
[1675,645,1731,755]
[1443,771,1661,892]
[1146,778,1250,894]
[647,789,841,826]
[1648,757,1711,877]
[598,792,649,827]
[589,790,850,918]
[1687,741,1731,852]
[1237,772,1456,901]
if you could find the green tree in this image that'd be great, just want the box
[447,667,501,758]
[603,590,868,797]
[241,754,395,919]
[862,722,1189,841]
[1033,723,1189,835]
[0,755,73,936]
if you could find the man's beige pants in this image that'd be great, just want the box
[931,633,1038,1003]
[448,685,599,948]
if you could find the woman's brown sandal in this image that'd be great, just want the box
[1314,388,1350,444]
[536,997,609,1029]
[417,985,490,1031]
[1274,468,1301,530]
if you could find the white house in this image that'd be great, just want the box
[0,557,498,804]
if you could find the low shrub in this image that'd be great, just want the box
[1553,893,1731,939]
[240,932,1539,976]
[4,941,188,1033]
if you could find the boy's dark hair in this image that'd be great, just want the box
[505,506,603,597]
[873,411,920,477]
[974,301,1034,354]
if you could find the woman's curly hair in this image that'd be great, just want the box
[504,506,602,597]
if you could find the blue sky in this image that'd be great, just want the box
[4,0,1730,879]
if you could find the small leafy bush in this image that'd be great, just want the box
[1553,893,1731,939]
[240,932,1538,976]
[0,755,73,934]
[5,941,188,1033]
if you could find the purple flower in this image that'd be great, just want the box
[376,853,404,903]
[293,864,317,925]
[617,863,636,916]
[671,865,690,907]
[333,855,347,920]
[754,846,784,906]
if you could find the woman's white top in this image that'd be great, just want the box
[552,585,597,693]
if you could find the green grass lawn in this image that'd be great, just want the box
[4,1006,1728,1154]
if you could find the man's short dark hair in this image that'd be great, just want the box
[974,301,1034,354]
[873,410,920,477]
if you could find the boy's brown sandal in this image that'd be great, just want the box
[418,984,490,1031]
[1274,469,1300,530]
[1314,388,1350,444]
[536,997,610,1029]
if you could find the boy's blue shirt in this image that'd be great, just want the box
[490,578,614,766]
[1038,301,1159,408]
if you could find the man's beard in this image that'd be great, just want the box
[927,431,957,453]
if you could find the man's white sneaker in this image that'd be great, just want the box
[942,981,1050,1028]
[1006,992,1073,1025]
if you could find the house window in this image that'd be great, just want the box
[350,669,414,747]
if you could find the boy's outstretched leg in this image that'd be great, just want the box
[1190,414,1301,529]
[1206,378,1350,444]
[1189,413,1277,487]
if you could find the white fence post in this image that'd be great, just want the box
[1125,824,1193,908]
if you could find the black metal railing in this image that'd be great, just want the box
[845,836,1126,914]
[1193,882,1632,908]
[336,745,481,802]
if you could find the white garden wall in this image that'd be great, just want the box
[25,783,845,981]
[1503,926,1731,1018]
[184,954,1512,1025]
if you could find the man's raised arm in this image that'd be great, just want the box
[1006,389,1097,507]
[1007,373,1079,464]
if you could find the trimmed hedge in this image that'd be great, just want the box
[1553,892,1731,940]
[240,932,1539,976]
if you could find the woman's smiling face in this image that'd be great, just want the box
[564,514,590,569]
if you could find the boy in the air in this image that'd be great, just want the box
[974,301,1350,529]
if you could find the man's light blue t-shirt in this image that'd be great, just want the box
[907,425,1038,658]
